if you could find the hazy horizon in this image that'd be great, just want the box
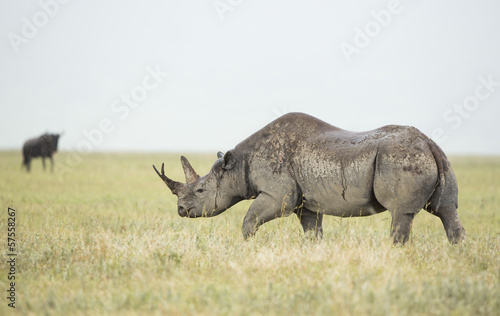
[1,1,499,155]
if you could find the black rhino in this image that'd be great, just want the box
[154,113,465,244]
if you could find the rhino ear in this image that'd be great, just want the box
[222,151,236,170]
[217,151,224,159]
[180,156,200,184]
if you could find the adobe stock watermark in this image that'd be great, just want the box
[7,0,71,53]
[431,74,500,144]
[272,105,290,120]
[55,65,169,180]
[213,0,243,21]
[340,0,405,64]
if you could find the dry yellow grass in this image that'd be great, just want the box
[0,151,499,315]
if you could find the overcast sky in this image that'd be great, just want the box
[1,0,499,155]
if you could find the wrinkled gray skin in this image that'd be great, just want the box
[154,113,465,244]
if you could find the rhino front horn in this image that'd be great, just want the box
[153,163,182,194]
[180,156,200,184]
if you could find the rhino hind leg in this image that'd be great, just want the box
[424,171,465,244]
[389,208,418,245]
[374,181,434,244]
[374,152,438,244]
[430,205,466,244]
[296,208,323,239]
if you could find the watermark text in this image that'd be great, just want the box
[7,0,71,53]
[340,0,404,63]
[213,0,243,21]
[432,75,499,143]
[6,207,17,308]
[55,65,168,179]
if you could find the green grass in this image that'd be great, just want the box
[1,151,499,315]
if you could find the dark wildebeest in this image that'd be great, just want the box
[154,113,465,244]
[22,133,61,172]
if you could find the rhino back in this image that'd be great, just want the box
[232,113,379,214]
[233,113,440,217]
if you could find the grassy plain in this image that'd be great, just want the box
[0,151,499,315]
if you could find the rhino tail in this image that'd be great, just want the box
[425,138,450,212]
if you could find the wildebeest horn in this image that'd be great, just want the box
[180,156,199,184]
[153,163,182,193]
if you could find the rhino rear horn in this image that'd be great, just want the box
[180,156,200,184]
[153,163,182,194]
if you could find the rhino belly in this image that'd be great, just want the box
[302,182,386,217]
[296,150,386,217]
[305,200,386,217]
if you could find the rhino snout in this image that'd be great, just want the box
[178,205,188,217]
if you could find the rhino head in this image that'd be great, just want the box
[153,151,244,218]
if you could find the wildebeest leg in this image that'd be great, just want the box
[296,208,323,238]
[431,206,465,244]
[22,156,30,172]
[390,210,416,245]
[242,193,285,239]
[42,157,46,171]
[50,156,54,172]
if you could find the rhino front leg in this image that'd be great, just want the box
[436,205,466,244]
[296,208,323,239]
[242,193,284,239]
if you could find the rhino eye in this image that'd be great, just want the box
[196,188,205,193]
